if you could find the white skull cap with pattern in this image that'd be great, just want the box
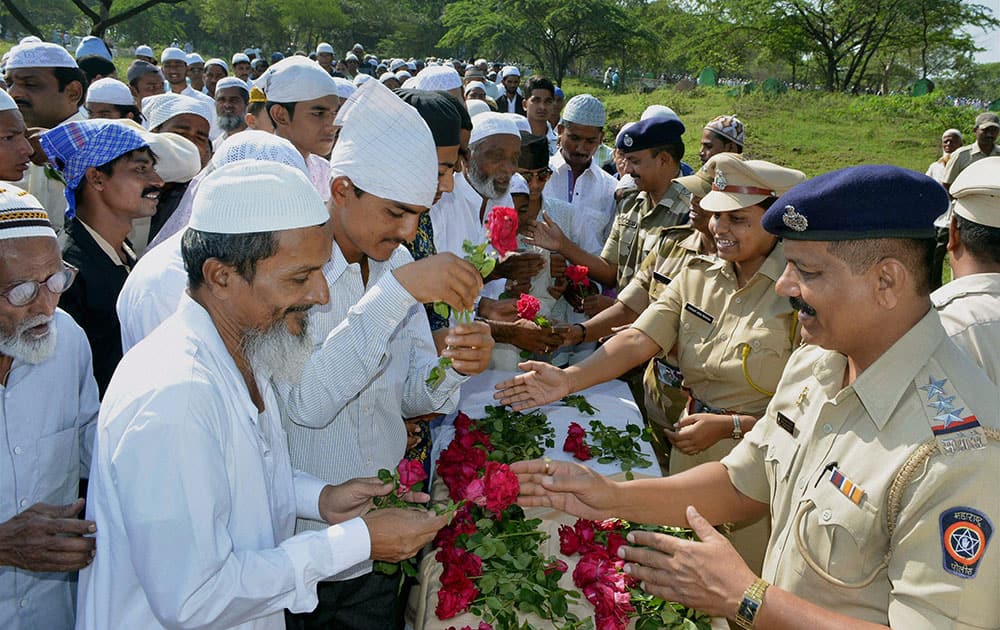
[0,89,17,111]
[160,47,187,64]
[466,99,490,117]
[408,65,462,91]
[505,113,531,134]
[86,78,135,107]
[400,76,419,89]
[641,104,680,123]
[0,184,55,240]
[190,161,328,234]
[333,77,356,100]
[255,56,339,103]
[215,76,249,94]
[142,93,213,130]
[329,79,437,208]
[560,94,606,128]
[6,42,78,70]
[211,130,307,174]
[469,112,521,145]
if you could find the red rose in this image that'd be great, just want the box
[595,518,625,532]
[516,293,541,321]
[396,458,427,495]
[565,264,590,286]
[485,206,519,256]
[605,532,627,558]
[463,477,487,506]
[573,519,598,549]
[435,579,478,619]
[481,461,520,514]
[454,411,472,435]
[544,559,569,575]
[558,524,581,555]
[563,422,592,461]
[573,550,611,586]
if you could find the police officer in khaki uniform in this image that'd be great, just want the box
[932,156,1000,383]
[496,154,806,573]
[506,165,1000,629]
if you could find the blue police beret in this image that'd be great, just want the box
[763,165,947,241]
[615,117,685,153]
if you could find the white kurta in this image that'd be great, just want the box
[543,151,618,250]
[77,295,371,630]
[116,230,188,353]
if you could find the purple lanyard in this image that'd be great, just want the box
[567,169,577,203]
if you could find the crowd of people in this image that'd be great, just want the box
[0,33,998,630]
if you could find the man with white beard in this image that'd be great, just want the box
[77,161,448,630]
[214,76,249,141]
[0,187,99,629]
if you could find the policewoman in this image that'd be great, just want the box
[496,152,806,572]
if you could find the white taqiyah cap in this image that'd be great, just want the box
[560,94,606,127]
[408,64,462,91]
[111,118,201,184]
[186,53,204,65]
[0,89,17,112]
[231,53,250,65]
[470,111,521,144]
[205,58,228,72]
[641,104,680,122]
[214,77,249,94]
[500,65,520,79]
[389,59,406,72]
[6,42,78,70]
[333,77,356,100]
[86,78,135,107]
[395,71,411,81]
[329,79,437,207]
[255,56,339,103]
[161,47,187,64]
[142,93,213,130]
[464,81,486,95]
[466,99,490,117]
[211,129,307,174]
[354,73,372,87]
[135,45,154,58]
[75,36,111,61]
[505,113,531,133]
[949,156,1000,228]
[0,184,56,240]
[190,161,328,234]
[316,42,334,55]
[509,172,529,195]
[379,72,397,84]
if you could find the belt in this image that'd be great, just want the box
[686,395,727,416]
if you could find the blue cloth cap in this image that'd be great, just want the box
[615,117,685,153]
[763,165,947,241]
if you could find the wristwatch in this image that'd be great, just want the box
[734,577,769,629]
[574,322,587,344]
[731,414,743,440]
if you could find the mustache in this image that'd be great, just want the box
[14,98,30,108]
[789,296,816,317]
[141,186,161,196]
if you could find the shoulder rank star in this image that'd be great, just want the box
[781,205,808,232]
[919,376,948,401]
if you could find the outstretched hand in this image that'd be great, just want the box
[493,360,571,410]
[509,458,617,521]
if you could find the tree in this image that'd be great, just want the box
[440,0,631,85]
[3,0,190,38]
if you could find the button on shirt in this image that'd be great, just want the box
[544,151,618,252]
[722,310,1000,627]
[602,183,690,289]
[280,244,466,578]
[932,272,1000,383]
[77,295,371,630]
[0,310,98,630]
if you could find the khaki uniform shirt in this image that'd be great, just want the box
[723,310,1000,627]
[601,182,690,289]
[932,272,1000,384]
[942,142,1000,186]
[631,242,796,416]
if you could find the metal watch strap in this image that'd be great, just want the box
[734,577,769,629]
[732,414,743,440]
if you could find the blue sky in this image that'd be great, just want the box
[973,0,1000,62]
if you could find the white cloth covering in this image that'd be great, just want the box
[0,310,98,630]
[76,295,372,630]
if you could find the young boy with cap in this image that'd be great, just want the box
[699,114,745,165]
[85,77,142,122]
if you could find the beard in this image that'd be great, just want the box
[217,113,245,132]
[241,313,313,385]
[467,158,509,199]
[789,296,817,317]
[0,314,57,364]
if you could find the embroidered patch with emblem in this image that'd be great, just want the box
[713,169,727,190]
[683,302,714,324]
[940,506,993,579]
[781,205,808,232]
[652,271,671,285]
[622,134,633,147]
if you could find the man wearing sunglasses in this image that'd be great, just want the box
[0,187,100,629]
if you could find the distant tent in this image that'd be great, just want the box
[762,78,787,95]
[743,81,756,94]
[989,99,1000,112]
[911,78,934,96]
[698,67,717,86]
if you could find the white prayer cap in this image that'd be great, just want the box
[400,77,419,89]
[505,113,531,134]
[466,99,490,117]
[509,172,529,195]
[641,104,679,122]
[186,53,204,65]
[345,53,358,62]
[560,93,606,127]
[190,161,328,235]
[409,65,462,92]
[0,184,56,240]
[464,81,486,95]
[135,45,154,58]
[379,72,397,84]
[215,77,249,95]
[395,71,411,81]
[205,58,228,72]
[354,73,372,87]
[389,59,406,72]
[161,47,187,64]
[19,36,41,44]
[86,78,135,106]
[406,61,417,71]
[470,111,521,145]
[75,36,111,61]
[142,93,213,130]
[329,79,437,208]
[333,77,356,100]
[0,89,17,112]
[211,130,307,174]
[500,65,520,79]
[6,42,78,70]
[112,118,201,183]
[255,56,338,103]
[316,42,334,55]
[231,53,250,65]
[475,58,488,66]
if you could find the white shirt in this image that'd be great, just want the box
[77,296,371,630]
[932,272,1000,383]
[307,154,332,202]
[544,150,618,249]
[116,230,187,353]
[281,245,465,580]
[0,310,98,630]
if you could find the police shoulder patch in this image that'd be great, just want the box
[940,506,993,579]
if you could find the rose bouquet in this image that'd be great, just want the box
[564,264,597,313]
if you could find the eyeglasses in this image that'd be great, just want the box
[519,168,552,182]
[1,266,78,307]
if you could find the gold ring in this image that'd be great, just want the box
[543,457,552,475]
